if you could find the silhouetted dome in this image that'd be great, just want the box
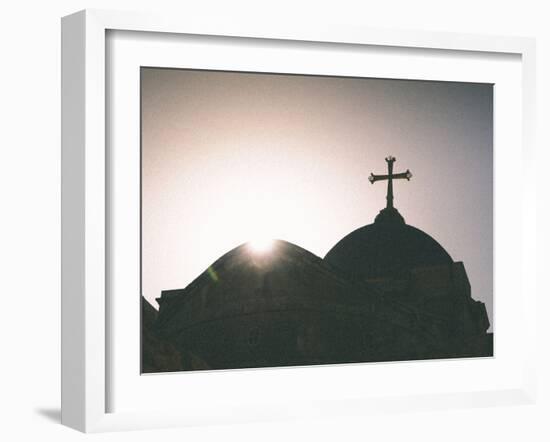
[156,240,365,369]
[157,239,345,316]
[174,239,329,296]
[324,207,452,281]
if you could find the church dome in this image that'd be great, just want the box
[156,239,368,370]
[324,207,453,281]
[157,239,344,321]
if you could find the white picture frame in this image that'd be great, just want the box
[61,9,537,433]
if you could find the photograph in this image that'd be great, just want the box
[140,67,494,373]
[3,1,541,438]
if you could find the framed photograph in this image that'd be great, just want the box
[61,9,537,432]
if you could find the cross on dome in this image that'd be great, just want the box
[368,156,412,209]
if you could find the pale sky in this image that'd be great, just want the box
[141,68,493,327]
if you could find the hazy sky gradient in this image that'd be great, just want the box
[141,68,493,326]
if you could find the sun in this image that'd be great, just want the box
[248,238,275,254]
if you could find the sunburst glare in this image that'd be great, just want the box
[248,238,275,254]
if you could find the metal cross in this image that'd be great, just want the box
[368,156,412,209]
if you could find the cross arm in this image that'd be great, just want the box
[392,170,413,181]
[368,173,389,184]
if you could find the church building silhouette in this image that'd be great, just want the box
[142,156,492,373]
